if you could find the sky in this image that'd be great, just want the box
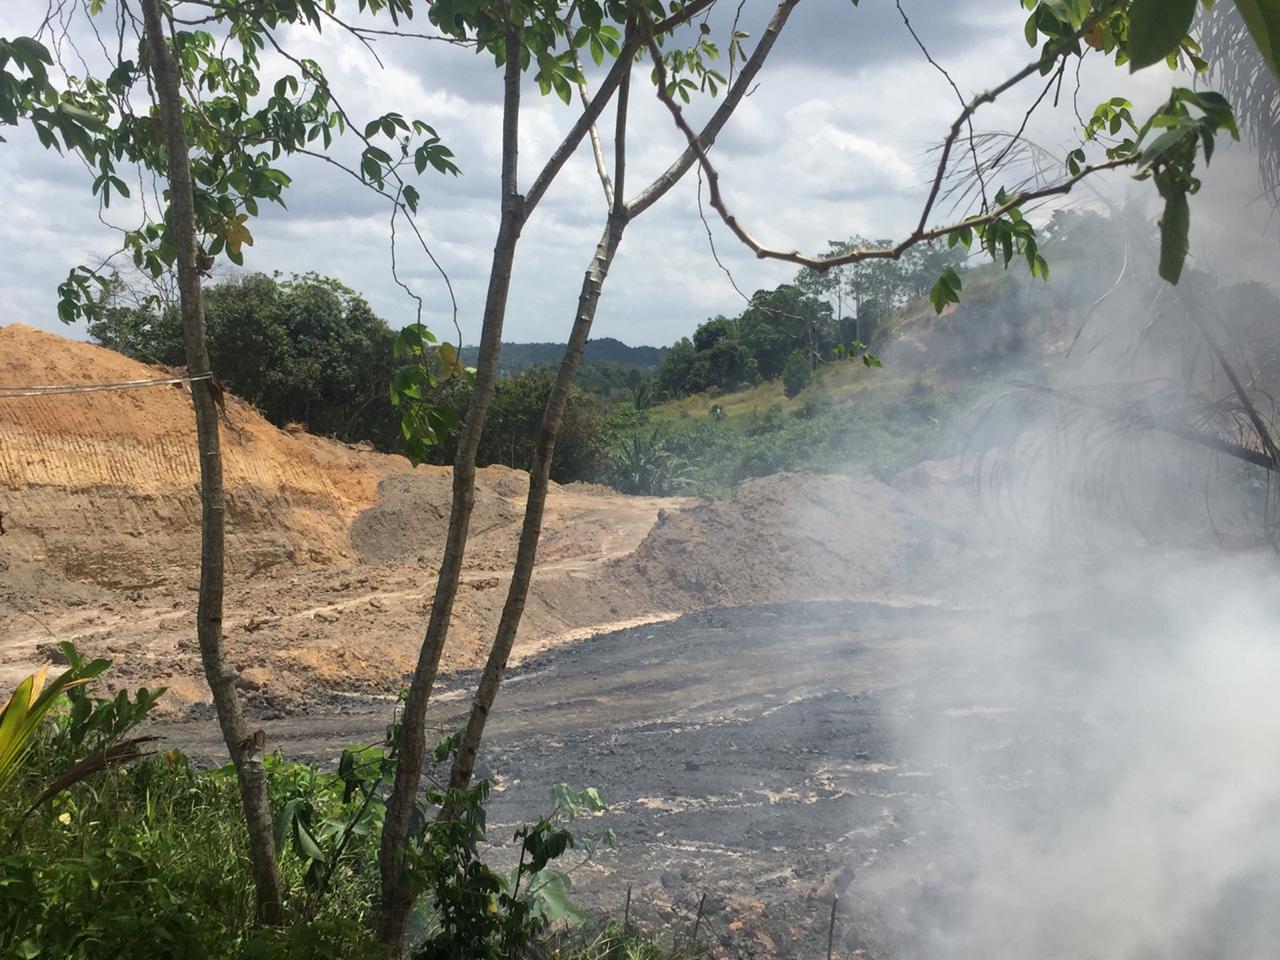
[1,0,1275,349]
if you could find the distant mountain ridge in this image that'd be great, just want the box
[460,337,666,375]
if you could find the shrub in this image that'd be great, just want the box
[2,660,617,960]
[781,349,811,398]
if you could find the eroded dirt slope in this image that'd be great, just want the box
[1,325,993,712]
[0,325,690,706]
[0,323,393,586]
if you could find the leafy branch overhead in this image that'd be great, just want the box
[3,2,458,324]
[643,0,1267,314]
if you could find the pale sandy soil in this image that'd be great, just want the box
[0,324,993,713]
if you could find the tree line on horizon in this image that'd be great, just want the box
[86,233,968,450]
[656,237,967,400]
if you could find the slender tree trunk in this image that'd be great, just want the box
[444,209,629,794]
[374,20,525,950]
[443,0,800,798]
[375,2,792,943]
[139,0,283,925]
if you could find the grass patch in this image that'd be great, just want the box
[629,361,996,497]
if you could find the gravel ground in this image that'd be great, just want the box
[155,600,1107,959]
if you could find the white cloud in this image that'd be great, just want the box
[0,0,1273,349]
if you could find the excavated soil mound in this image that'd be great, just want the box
[0,325,693,705]
[0,324,389,588]
[352,471,527,567]
[611,469,987,613]
[0,325,992,711]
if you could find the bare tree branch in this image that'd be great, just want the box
[645,4,1124,271]
[440,0,802,802]
[895,0,989,211]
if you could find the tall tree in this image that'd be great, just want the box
[138,0,283,922]
[439,0,802,808]
[5,0,458,928]
[376,0,801,944]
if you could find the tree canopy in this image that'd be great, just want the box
[90,271,404,448]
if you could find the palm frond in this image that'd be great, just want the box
[1201,3,1280,205]
[966,378,1280,544]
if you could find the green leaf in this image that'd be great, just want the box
[929,267,962,314]
[294,818,325,862]
[1138,126,1192,168]
[274,798,303,855]
[1128,0,1196,71]
[528,869,591,925]
[1236,0,1280,78]
[1157,188,1191,284]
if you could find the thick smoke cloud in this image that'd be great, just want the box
[826,173,1280,956]
[859,548,1280,960]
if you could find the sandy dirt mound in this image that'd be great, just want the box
[612,468,989,612]
[0,325,692,706]
[0,324,993,713]
[0,323,392,587]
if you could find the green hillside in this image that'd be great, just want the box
[460,337,666,374]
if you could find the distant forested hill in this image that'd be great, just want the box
[460,337,666,374]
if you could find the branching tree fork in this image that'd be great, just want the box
[439,0,801,801]
[375,0,800,943]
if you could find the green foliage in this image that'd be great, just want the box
[545,922,705,960]
[1,746,387,960]
[656,287,835,400]
[3,0,458,325]
[736,286,834,381]
[608,429,693,496]
[657,241,968,403]
[798,237,963,332]
[409,736,613,960]
[1133,86,1239,283]
[206,273,406,444]
[89,271,444,454]
[929,267,964,315]
[627,204,1280,499]
[84,276,186,363]
[0,644,118,797]
[1126,0,1199,71]
[4,673,616,959]
[88,273,639,473]
[640,371,977,495]
[421,369,614,482]
[656,337,699,399]
[1235,0,1280,78]
[41,641,164,760]
[917,0,1252,310]
[392,324,466,464]
[781,349,811,398]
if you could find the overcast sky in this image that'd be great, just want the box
[1,0,1275,348]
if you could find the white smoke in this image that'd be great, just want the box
[861,547,1280,959]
